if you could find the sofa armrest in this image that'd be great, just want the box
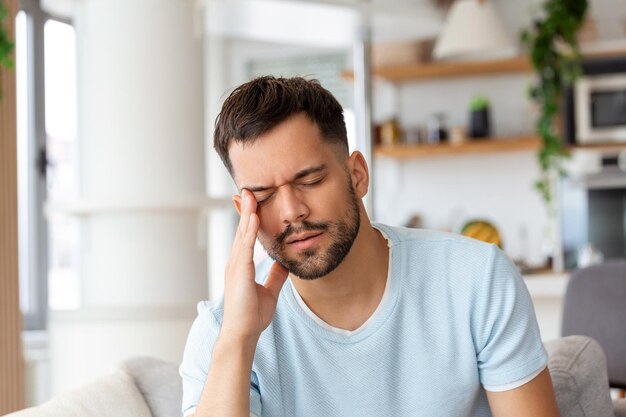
[544,335,615,417]
[4,370,153,417]
[122,357,182,417]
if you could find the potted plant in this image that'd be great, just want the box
[521,0,588,207]
[468,95,491,138]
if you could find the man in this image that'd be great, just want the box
[180,76,560,417]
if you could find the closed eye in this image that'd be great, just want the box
[299,177,324,187]
[255,193,275,205]
[252,174,325,205]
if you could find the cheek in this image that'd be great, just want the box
[254,220,274,250]
[318,182,348,208]
[256,206,280,237]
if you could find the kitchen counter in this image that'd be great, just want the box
[523,272,570,299]
[522,272,570,341]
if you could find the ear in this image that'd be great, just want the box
[346,151,369,198]
[233,194,243,216]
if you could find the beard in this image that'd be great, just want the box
[259,178,361,280]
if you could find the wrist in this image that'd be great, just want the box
[215,329,260,359]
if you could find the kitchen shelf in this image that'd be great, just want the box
[343,42,626,83]
[375,135,541,159]
[358,56,531,82]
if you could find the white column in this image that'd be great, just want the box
[205,33,237,301]
[47,0,207,395]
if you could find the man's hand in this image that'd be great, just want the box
[222,189,289,341]
[193,189,288,417]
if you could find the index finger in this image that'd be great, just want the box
[238,192,261,259]
[236,188,258,238]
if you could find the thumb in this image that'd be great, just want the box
[264,262,289,299]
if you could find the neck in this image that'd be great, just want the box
[289,212,389,330]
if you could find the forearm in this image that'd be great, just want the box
[194,333,259,417]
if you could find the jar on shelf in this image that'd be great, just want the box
[426,112,448,144]
[380,118,402,146]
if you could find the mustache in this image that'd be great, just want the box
[275,220,330,246]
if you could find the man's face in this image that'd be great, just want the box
[229,113,361,280]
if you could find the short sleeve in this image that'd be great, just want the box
[472,245,548,390]
[179,301,263,416]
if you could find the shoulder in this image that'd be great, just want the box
[376,223,517,303]
[375,222,486,245]
[374,223,498,263]
[192,299,224,331]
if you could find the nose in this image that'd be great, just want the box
[278,185,310,225]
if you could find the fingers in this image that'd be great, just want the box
[241,190,259,248]
[235,190,253,238]
[235,190,257,240]
[264,262,289,299]
[231,189,259,262]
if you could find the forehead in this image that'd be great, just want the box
[228,114,341,188]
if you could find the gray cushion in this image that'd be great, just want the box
[122,357,182,417]
[562,260,626,388]
[5,370,152,417]
[544,335,615,417]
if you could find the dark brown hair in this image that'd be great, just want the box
[214,76,348,175]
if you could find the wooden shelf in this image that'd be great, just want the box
[343,43,626,83]
[374,135,541,159]
[373,56,531,82]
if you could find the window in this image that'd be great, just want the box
[16,0,78,330]
[247,53,357,151]
[43,19,79,311]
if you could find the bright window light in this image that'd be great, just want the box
[44,19,80,310]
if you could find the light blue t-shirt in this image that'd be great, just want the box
[180,224,547,417]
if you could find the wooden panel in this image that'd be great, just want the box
[0,0,25,413]
[374,135,542,159]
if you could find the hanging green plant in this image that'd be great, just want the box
[521,0,588,207]
[0,0,14,70]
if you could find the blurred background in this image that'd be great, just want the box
[1,0,625,412]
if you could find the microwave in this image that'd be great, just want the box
[563,56,626,145]
[575,74,626,144]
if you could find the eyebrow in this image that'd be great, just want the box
[241,164,328,193]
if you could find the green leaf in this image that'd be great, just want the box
[521,0,588,207]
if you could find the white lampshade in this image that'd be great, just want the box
[433,0,517,61]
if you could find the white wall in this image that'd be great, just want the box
[373,151,548,266]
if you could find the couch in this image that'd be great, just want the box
[6,335,626,417]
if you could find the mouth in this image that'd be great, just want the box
[286,232,324,250]
[286,231,323,244]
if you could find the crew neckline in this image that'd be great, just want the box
[284,223,400,344]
